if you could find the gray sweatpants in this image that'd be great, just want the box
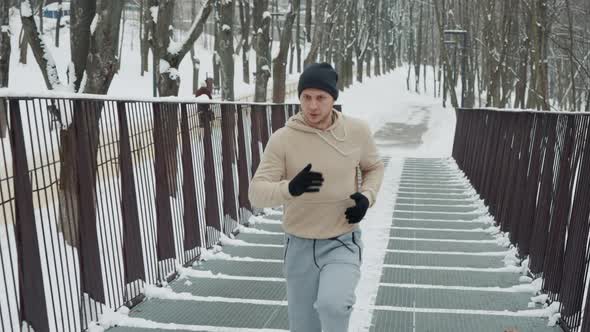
[283,228,363,332]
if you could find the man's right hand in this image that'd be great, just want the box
[288,163,324,197]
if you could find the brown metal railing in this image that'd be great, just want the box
[453,108,590,332]
[0,96,302,332]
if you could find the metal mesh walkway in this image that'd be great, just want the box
[108,158,560,332]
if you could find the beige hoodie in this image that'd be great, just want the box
[248,110,385,239]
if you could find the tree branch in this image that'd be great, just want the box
[20,0,63,90]
[171,0,215,64]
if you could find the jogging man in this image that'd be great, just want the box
[249,62,384,332]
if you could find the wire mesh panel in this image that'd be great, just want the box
[453,108,590,332]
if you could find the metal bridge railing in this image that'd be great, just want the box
[453,108,590,332]
[0,96,304,332]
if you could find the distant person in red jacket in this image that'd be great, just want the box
[195,77,214,99]
[196,77,214,127]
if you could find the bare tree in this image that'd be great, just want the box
[19,26,28,64]
[213,12,220,87]
[238,0,251,84]
[218,0,235,100]
[152,0,214,96]
[296,2,302,73]
[406,1,414,91]
[273,0,300,103]
[304,0,326,66]
[20,0,64,90]
[343,0,354,87]
[415,1,423,93]
[55,0,63,47]
[253,0,271,102]
[69,0,95,92]
[0,0,9,88]
[0,0,9,138]
[140,0,150,75]
[355,0,374,83]
[526,0,550,110]
[373,0,381,76]
[433,0,458,107]
[305,0,312,42]
[564,0,577,111]
[320,0,336,63]
[190,0,200,92]
[38,0,44,35]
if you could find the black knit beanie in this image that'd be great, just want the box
[298,62,339,100]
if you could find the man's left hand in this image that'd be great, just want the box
[346,192,369,224]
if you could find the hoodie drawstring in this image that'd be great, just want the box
[316,124,350,156]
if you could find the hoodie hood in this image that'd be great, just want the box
[286,110,353,156]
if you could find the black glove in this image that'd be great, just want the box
[346,192,369,224]
[288,163,324,197]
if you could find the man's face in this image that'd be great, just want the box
[299,88,334,129]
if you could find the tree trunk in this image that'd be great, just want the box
[0,0,8,139]
[415,1,423,93]
[253,0,271,102]
[117,5,127,71]
[305,0,312,42]
[406,1,414,91]
[374,0,382,76]
[238,0,251,84]
[304,0,326,66]
[366,46,371,77]
[289,39,295,74]
[273,0,299,103]
[565,0,577,111]
[334,1,345,90]
[55,0,63,47]
[514,7,529,109]
[373,45,380,75]
[273,0,280,40]
[191,47,200,93]
[21,0,63,90]
[70,0,95,92]
[141,0,150,75]
[526,0,550,110]
[38,0,44,35]
[19,28,27,64]
[83,1,124,94]
[526,2,538,110]
[356,54,363,82]
[296,4,301,73]
[218,0,235,100]
[319,0,336,63]
[213,15,220,89]
[0,0,9,88]
[344,0,354,87]
[191,0,199,92]
[536,0,550,110]
[354,0,374,83]
[433,0,458,107]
